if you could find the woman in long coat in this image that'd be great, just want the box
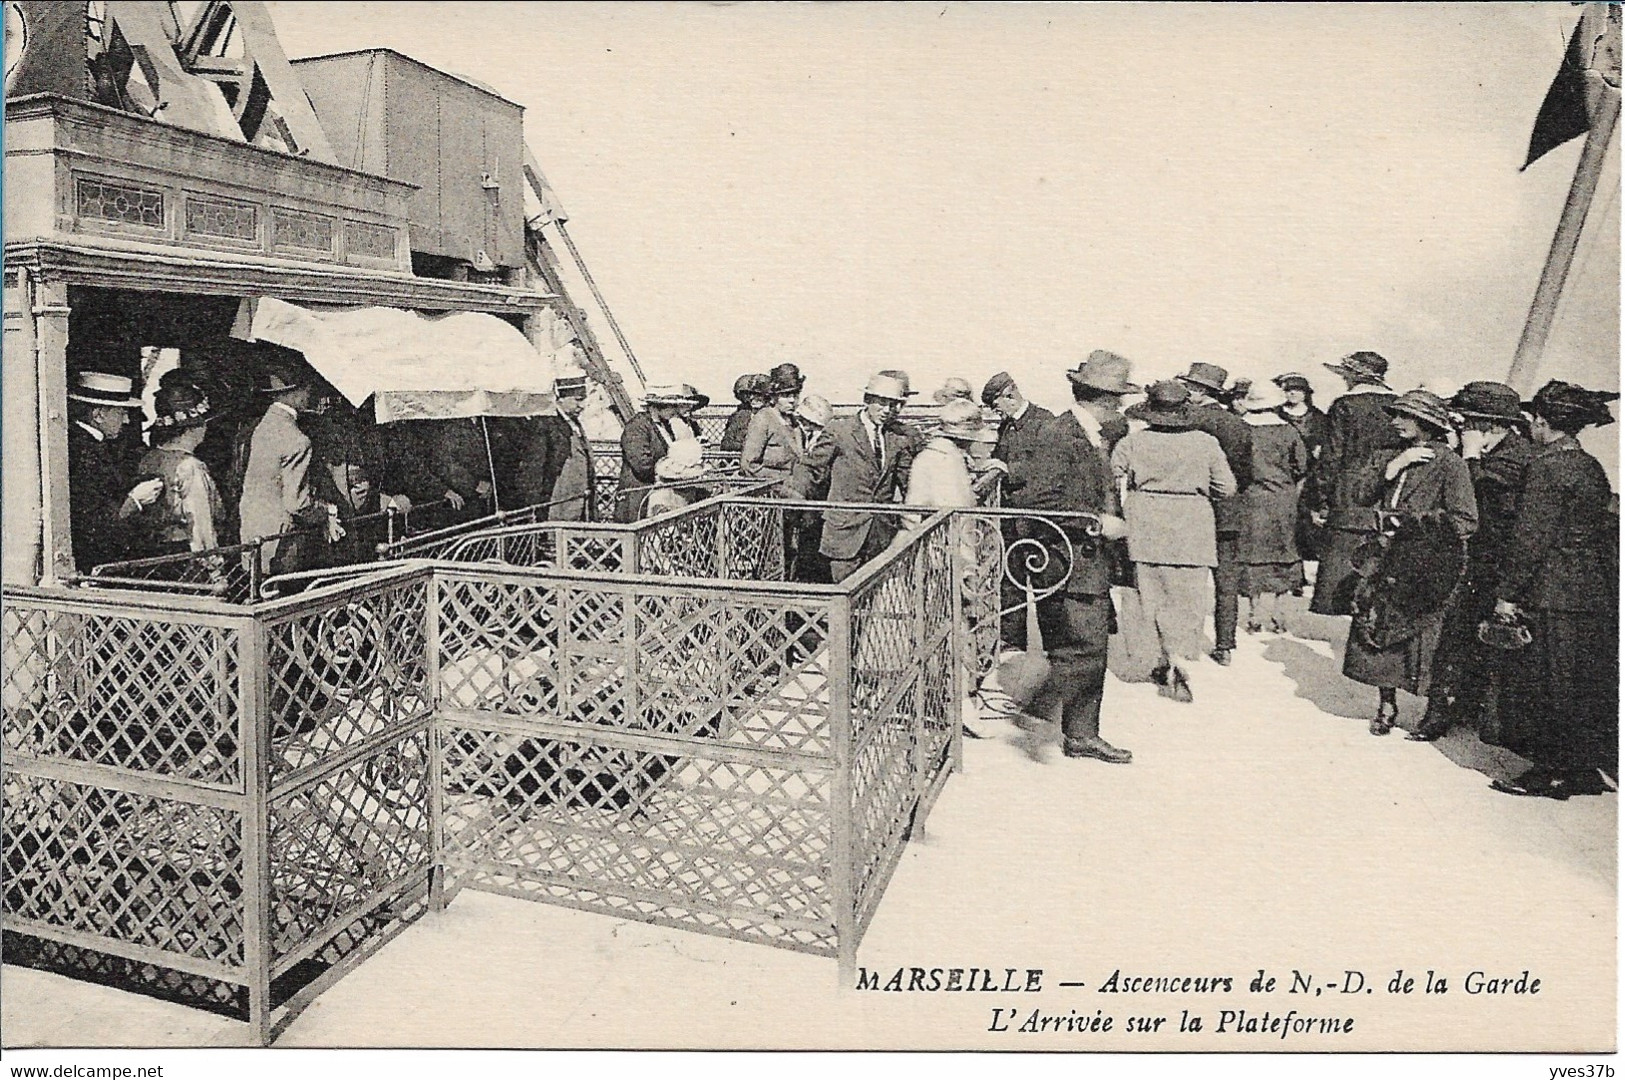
[740,374,805,491]
[1113,381,1236,702]
[1273,372,1329,571]
[1488,381,1618,799]
[1237,381,1309,633]
[1340,390,1477,735]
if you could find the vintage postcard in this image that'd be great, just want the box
[0,1,1616,1070]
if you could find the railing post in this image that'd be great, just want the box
[425,570,446,913]
[238,615,274,1045]
[828,592,857,988]
[908,531,928,835]
[949,514,967,774]
[715,503,730,579]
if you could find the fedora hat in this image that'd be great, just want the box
[1176,362,1229,396]
[1238,379,1288,412]
[1383,389,1454,434]
[1125,380,1195,428]
[1065,350,1140,395]
[1323,350,1392,388]
[1524,380,1619,429]
[937,399,997,443]
[1450,381,1524,425]
[646,383,710,409]
[768,362,806,392]
[68,371,143,409]
[796,394,833,428]
[149,379,217,432]
[256,366,309,394]
[864,371,914,401]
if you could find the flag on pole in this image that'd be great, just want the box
[1524,4,1623,170]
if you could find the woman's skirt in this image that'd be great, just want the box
[1341,609,1445,695]
[1490,608,1619,772]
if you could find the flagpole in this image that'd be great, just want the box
[1507,76,1621,391]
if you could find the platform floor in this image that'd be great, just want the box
[4,598,1614,1051]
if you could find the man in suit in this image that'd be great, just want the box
[984,371,1055,646]
[67,371,165,570]
[1307,350,1406,616]
[1021,351,1138,764]
[616,384,708,522]
[528,375,597,521]
[239,365,341,577]
[1176,362,1254,665]
[786,371,917,582]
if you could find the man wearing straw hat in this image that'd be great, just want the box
[66,370,165,569]
[788,370,917,582]
[239,362,343,577]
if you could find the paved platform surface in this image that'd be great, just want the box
[4,599,1614,1051]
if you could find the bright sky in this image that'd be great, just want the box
[265,1,1618,464]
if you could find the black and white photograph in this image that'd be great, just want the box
[0,1,1618,1070]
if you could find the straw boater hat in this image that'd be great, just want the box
[1238,379,1288,412]
[655,438,707,481]
[933,377,975,405]
[1450,381,1524,426]
[863,371,914,401]
[1523,380,1619,429]
[936,399,998,443]
[1323,350,1392,388]
[1065,350,1140,395]
[981,371,1016,407]
[1383,389,1455,434]
[149,380,217,432]
[1125,380,1196,428]
[1176,362,1229,397]
[554,373,589,398]
[796,394,833,427]
[68,371,143,409]
[645,383,710,410]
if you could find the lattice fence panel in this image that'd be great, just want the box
[720,502,786,582]
[440,722,836,952]
[2,772,245,967]
[267,730,431,962]
[2,932,247,1018]
[638,507,721,577]
[3,605,242,787]
[959,513,1006,683]
[264,578,431,780]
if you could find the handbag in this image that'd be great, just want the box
[1477,610,1533,651]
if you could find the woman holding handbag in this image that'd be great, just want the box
[1340,390,1477,736]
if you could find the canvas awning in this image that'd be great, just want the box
[234,296,560,422]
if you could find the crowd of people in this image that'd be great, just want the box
[65,342,1618,801]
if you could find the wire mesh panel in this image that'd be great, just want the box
[434,565,842,955]
[81,541,264,604]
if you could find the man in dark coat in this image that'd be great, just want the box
[67,371,165,570]
[1489,381,1619,799]
[1176,363,1254,664]
[785,371,916,582]
[517,375,596,520]
[1308,350,1406,615]
[616,384,708,522]
[984,371,1056,647]
[1019,351,1138,764]
[1412,382,1537,741]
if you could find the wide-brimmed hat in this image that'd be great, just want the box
[981,371,1017,406]
[1323,350,1391,388]
[1272,371,1313,393]
[256,366,309,394]
[796,394,833,427]
[1176,362,1229,396]
[1239,380,1288,412]
[68,371,143,409]
[768,362,806,392]
[763,370,803,397]
[646,383,710,410]
[1125,380,1194,428]
[732,373,769,401]
[149,380,217,432]
[1065,350,1140,395]
[1383,389,1455,434]
[655,438,707,481]
[1524,380,1619,429]
[864,371,915,401]
[554,374,589,398]
[937,399,998,443]
[1450,381,1524,425]
[933,377,975,405]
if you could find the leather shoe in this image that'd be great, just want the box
[1490,771,1570,800]
[1063,738,1132,764]
[1167,669,1193,704]
[1209,648,1232,666]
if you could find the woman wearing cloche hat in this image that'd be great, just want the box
[1341,389,1478,736]
[1487,381,1618,799]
